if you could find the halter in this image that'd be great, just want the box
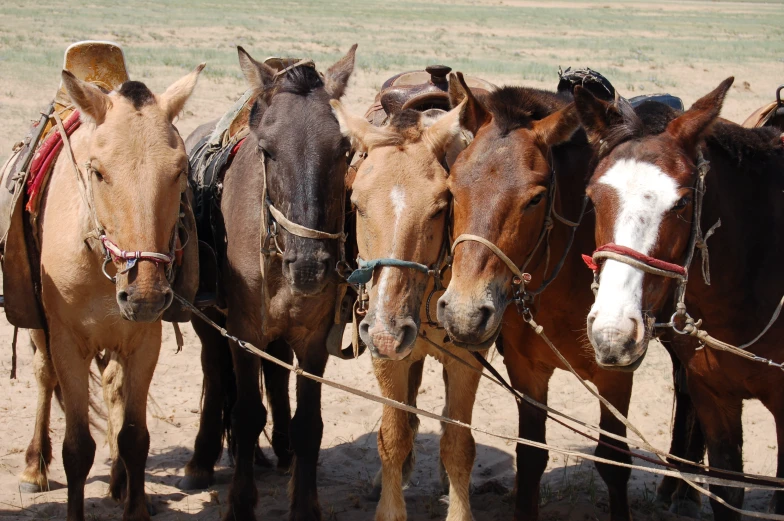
[345,206,452,324]
[583,150,716,332]
[450,163,587,318]
[53,111,182,285]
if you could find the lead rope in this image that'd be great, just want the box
[170,291,784,503]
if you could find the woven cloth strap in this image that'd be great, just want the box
[100,235,173,264]
[591,243,687,280]
[452,234,523,279]
[268,203,346,241]
[346,256,430,285]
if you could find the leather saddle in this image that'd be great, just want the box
[557,66,683,109]
[365,65,495,125]
[742,85,784,131]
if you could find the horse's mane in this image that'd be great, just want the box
[706,122,782,170]
[263,65,325,100]
[484,86,570,135]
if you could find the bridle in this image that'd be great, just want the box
[450,160,588,319]
[582,150,718,334]
[53,111,184,285]
[345,208,452,325]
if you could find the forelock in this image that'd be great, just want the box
[117,81,155,110]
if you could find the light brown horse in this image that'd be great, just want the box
[576,78,784,519]
[332,100,482,521]
[18,66,203,521]
[437,75,639,521]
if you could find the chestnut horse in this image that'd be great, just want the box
[437,74,641,521]
[13,66,203,521]
[577,78,784,519]
[332,100,482,521]
[184,46,356,521]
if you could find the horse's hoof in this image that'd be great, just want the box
[18,481,45,494]
[670,498,701,518]
[366,483,382,502]
[177,474,212,491]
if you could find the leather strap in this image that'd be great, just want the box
[451,233,525,280]
[268,203,346,241]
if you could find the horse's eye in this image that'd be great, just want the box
[526,193,544,209]
[430,208,445,220]
[673,196,691,211]
[258,145,273,161]
[353,204,366,218]
[93,169,104,182]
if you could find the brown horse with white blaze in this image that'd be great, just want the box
[576,78,784,519]
[22,65,203,521]
[331,99,483,521]
[437,74,638,521]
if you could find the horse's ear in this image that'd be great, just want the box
[450,72,489,135]
[574,85,621,146]
[237,46,275,92]
[532,102,580,147]
[330,99,399,152]
[424,99,466,158]
[666,77,733,153]
[159,63,205,122]
[62,70,111,125]
[324,44,357,100]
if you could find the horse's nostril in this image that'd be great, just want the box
[118,290,130,303]
[478,303,495,329]
[162,289,174,310]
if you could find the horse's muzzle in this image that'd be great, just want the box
[282,254,331,295]
[360,313,418,361]
[437,290,501,349]
[117,284,174,322]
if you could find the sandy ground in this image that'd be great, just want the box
[0,3,781,518]
[0,319,777,521]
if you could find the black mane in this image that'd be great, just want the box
[267,65,324,98]
[485,86,570,135]
[118,81,155,110]
[707,122,782,169]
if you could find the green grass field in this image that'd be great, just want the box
[1,0,783,160]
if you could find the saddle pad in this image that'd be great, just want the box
[629,93,684,111]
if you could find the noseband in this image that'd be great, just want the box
[583,151,717,332]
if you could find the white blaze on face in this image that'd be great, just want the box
[590,159,680,338]
[376,185,407,305]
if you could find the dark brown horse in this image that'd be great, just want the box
[437,75,640,521]
[576,78,784,519]
[183,46,356,521]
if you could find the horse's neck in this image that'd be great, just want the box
[42,125,101,260]
[695,143,784,293]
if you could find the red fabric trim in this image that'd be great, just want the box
[593,243,687,277]
[26,111,81,211]
[582,254,598,272]
[231,137,246,157]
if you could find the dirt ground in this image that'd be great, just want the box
[0,1,782,519]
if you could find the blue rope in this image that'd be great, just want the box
[346,257,430,285]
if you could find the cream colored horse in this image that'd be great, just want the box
[22,66,203,521]
[332,100,484,521]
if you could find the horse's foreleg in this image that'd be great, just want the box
[593,372,633,521]
[505,352,552,521]
[51,330,95,521]
[440,350,482,521]
[373,357,415,521]
[691,383,743,521]
[20,330,57,493]
[181,311,232,490]
[102,354,128,503]
[263,338,293,471]
[288,341,328,521]
[116,336,160,521]
[771,408,784,514]
[224,341,265,521]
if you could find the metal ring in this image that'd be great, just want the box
[102,256,117,284]
[670,311,692,335]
